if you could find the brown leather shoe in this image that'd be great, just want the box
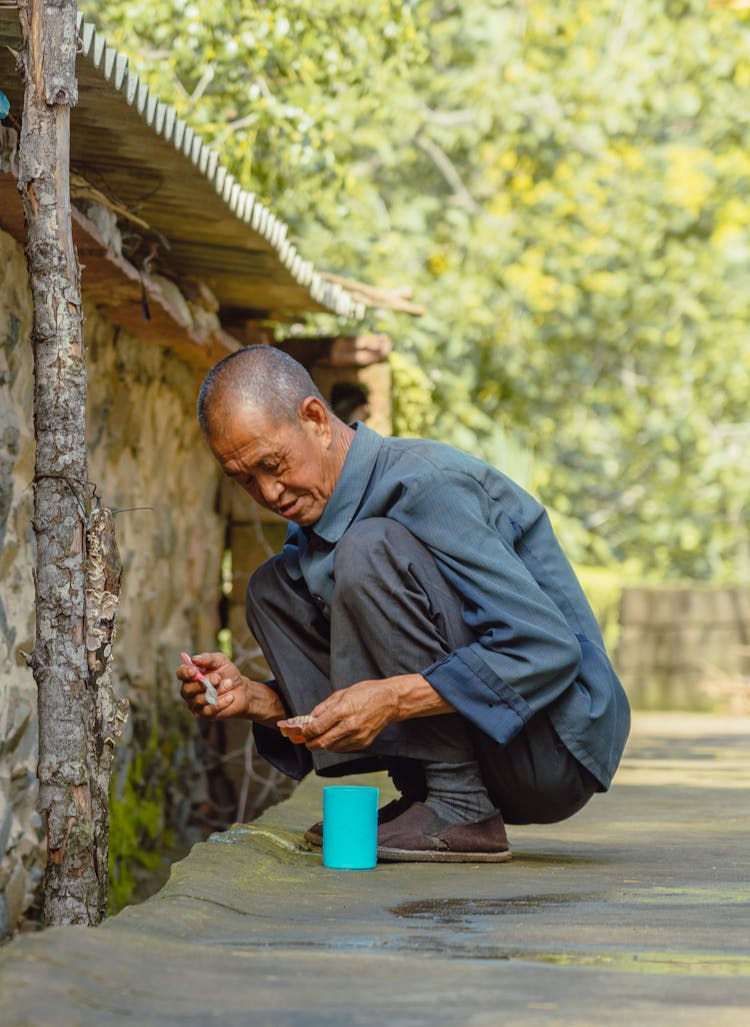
[376,802,512,863]
[303,794,416,848]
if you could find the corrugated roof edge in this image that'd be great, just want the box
[76,11,366,323]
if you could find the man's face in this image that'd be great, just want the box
[207,398,337,527]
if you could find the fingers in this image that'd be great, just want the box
[300,683,390,752]
[191,651,227,670]
[296,708,343,749]
[200,690,238,719]
[181,682,238,721]
[303,705,340,738]
[308,690,354,727]
[277,709,343,748]
[307,724,368,752]
[302,709,370,752]
[176,661,197,685]
[178,671,209,717]
[177,656,236,721]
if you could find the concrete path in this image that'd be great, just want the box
[1,712,749,1026]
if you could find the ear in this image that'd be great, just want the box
[299,396,333,445]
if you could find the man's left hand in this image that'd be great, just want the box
[297,672,454,752]
[301,678,401,752]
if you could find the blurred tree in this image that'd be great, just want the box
[83,0,750,580]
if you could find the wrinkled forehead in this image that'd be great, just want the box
[205,414,291,475]
[203,382,296,441]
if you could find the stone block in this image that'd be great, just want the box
[228,521,286,604]
[616,583,750,711]
[614,625,653,675]
[730,587,750,622]
[1,692,32,760]
[669,673,715,713]
[0,772,10,857]
[651,628,686,672]
[699,630,744,678]
[649,671,687,711]
[618,589,653,626]
[619,671,663,710]
[686,589,733,626]
[2,862,27,935]
[649,588,693,626]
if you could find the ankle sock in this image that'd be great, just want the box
[423,760,496,825]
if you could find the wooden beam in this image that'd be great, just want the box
[1,169,239,369]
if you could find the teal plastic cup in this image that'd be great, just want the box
[322,786,379,870]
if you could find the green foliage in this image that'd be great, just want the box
[84,0,750,581]
[108,724,176,912]
[389,350,435,438]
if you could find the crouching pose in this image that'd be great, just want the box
[178,346,630,862]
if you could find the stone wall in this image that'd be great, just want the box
[0,228,226,932]
[615,586,750,711]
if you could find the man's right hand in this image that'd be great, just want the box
[177,651,284,727]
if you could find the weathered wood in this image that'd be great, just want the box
[84,507,128,916]
[0,172,240,368]
[17,0,125,925]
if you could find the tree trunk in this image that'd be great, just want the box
[17,0,127,925]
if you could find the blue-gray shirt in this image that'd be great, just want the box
[282,424,630,789]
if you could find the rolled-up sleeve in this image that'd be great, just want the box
[396,468,583,747]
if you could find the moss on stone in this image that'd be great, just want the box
[107,719,180,913]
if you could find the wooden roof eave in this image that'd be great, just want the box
[0,9,369,326]
[0,161,239,369]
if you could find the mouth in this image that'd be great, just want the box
[277,497,301,519]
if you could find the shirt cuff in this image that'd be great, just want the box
[422,646,533,746]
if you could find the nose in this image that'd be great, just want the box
[257,475,284,506]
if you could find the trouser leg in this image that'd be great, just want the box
[248,518,597,824]
[330,518,499,822]
[246,554,381,776]
[246,523,477,774]
[473,715,599,824]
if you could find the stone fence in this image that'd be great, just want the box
[615,586,750,712]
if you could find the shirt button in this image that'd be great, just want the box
[312,593,324,604]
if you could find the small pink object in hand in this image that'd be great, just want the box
[180,652,218,706]
[278,714,315,743]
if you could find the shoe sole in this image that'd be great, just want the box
[377,846,512,863]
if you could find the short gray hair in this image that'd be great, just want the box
[197,346,327,435]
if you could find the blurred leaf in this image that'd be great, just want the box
[85,0,750,580]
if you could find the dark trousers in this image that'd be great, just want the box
[247,518,597,825]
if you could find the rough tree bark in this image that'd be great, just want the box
[17,0,127,925]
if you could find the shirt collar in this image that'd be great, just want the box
[310,422,383,543]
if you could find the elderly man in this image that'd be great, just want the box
[178,346,630,862]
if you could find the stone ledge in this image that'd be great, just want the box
[1,713,749,1025]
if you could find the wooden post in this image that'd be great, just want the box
[17,0,127,925]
